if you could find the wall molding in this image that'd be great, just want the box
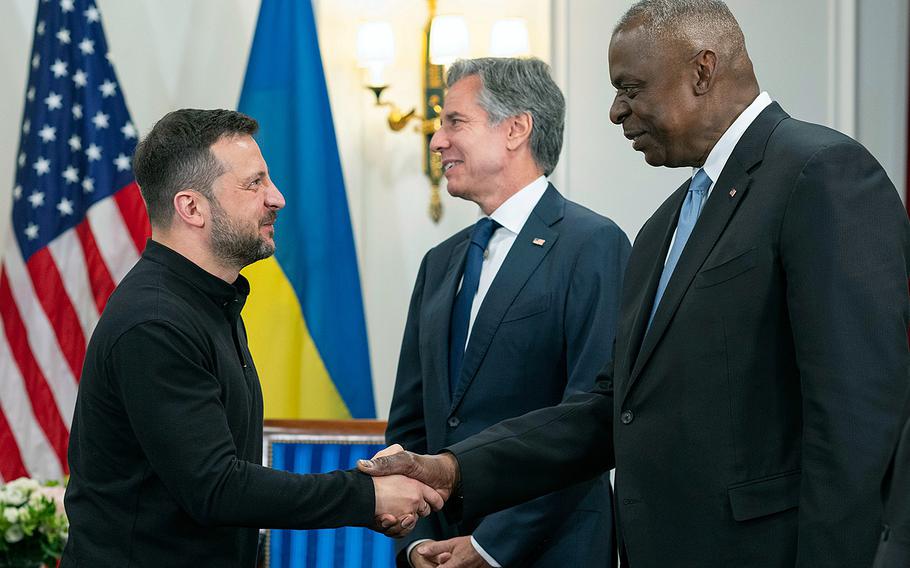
[827,0,857,136]
[549,0,569,196]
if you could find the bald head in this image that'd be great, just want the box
[615,0,746,59]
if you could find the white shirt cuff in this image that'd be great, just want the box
[406,539,432,568]
[471,536,502,567]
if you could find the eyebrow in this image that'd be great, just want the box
[243,171,267,185]
[612,76,642,89]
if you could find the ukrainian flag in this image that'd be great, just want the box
[237,0,375,419]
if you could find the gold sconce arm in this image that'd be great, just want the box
[367,86,441,134]
[358,0,448,222]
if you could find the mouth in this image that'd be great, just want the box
[442,159,463,174]
[624,131,646,149]
[259,214,277,238]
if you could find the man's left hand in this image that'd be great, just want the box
[415,536,492,568]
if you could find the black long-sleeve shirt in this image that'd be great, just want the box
[62,240,374,567]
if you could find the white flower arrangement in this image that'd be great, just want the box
[0,478,68,568]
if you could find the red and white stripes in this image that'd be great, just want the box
[0,182,149,482]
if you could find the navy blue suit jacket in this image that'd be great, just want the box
[386,185,630,566]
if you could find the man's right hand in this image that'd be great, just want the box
[358,450,460,502]
[371,475,444,537]
[410,540,452,567]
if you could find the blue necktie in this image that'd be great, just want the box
[647,169,712,329]
[449,217,499,394]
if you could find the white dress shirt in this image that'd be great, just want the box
[407,175,549,568]
[464,175,549,349]
[664,91,772,261]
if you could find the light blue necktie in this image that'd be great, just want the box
[647,169,712,329]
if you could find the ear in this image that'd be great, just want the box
[173,190,207,229]
[505,112,533,151]
[694,49,717,95]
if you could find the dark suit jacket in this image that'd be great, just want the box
[874,395,910,568]
[447,104,910,567]
[62,241,374,567]
[387,185,630,566]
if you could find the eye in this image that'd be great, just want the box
[616,85,639,99]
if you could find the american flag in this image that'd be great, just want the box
[0,0,149,482]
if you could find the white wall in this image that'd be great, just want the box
[857,0,908,196]
[1,0,906,418]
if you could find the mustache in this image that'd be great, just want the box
[260,211,278,226]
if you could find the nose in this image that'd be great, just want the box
[430,127,448,153]
[266,182,286,210]
[609,94,629,125]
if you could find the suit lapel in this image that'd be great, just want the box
[626,103,789,394]
[450,185,564,411]
[423,233,470,408]
[623,182,688,378]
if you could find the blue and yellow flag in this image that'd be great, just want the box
[238,0,375,419]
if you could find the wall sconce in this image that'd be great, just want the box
[357,1,529,223]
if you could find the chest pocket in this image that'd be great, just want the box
[501,294,549,323]
[695,247,757,288]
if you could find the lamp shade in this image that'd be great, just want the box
[429,15,469,65]
[356,21,395,67]
[490,18,530,57]
[356,21,394,86]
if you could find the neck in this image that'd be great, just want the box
[152,228,240,284]
[693,85,760,167]
[476,165,543,216]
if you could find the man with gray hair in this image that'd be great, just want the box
[360,2,910,567]
[384,57,630,567]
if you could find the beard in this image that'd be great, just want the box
[209,198,277,269]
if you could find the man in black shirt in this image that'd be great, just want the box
[61,109,441,567]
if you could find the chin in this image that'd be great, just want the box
[445,183,466,198]
[641,152,666,167]
[257,242,276,260]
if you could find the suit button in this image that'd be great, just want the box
[620,410,634,424]
[447,417,460,428]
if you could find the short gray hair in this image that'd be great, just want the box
[446,57,565,176]
[615,0,745,56]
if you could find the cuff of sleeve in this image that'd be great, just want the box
[471,536,501,567]
[406,539,432,568]
[353,470,377,527]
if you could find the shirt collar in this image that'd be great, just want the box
[143,239,249,316]
[486,175,549,235]
[696,91,772,184]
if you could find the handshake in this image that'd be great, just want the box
[360,444,460,538]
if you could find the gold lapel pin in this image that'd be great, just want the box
[532,238,546,246]
[729,188,737,198]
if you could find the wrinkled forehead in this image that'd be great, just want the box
[444,75,483,108]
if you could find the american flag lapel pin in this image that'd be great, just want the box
[532,238,546,246]
[729,188,737,198]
